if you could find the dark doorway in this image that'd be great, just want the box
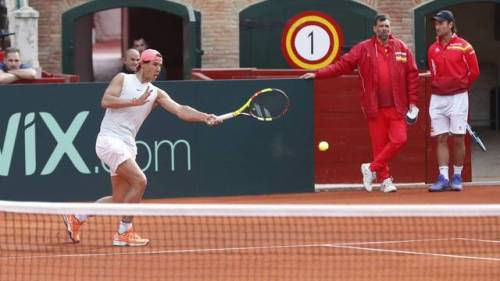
[91,8,184,81]
[74,14,94,82]
[127,8,184,80]
[421,2,500,129]
[62,0,200,82]
[414,0,500,181]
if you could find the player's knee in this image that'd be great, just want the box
[137,174,147,189]
[393,136,407,148]
[131,173,147,190]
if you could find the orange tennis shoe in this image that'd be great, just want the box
[113,229,149,246]
[63,215,85,243]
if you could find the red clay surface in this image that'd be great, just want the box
[1,186,499,281]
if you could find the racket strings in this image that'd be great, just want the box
[467,124,487,152]
[472,133,487,152]
[249,90,289,120]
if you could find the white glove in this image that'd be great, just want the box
[406,106,419,125]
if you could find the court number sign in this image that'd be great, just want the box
[281,11,344,70]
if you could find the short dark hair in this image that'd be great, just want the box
[373,15,390,26]
[132,38,148,46]
[5,48,20,55]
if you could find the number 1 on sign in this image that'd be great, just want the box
[293,25,332,63]
[308,31,314,55]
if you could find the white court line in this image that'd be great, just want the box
[455,238,500,244]
[330,237,500,262]
[334,237,464,246]
[2,237,499,262]
[328,244,500,262]
[0,243,330,260]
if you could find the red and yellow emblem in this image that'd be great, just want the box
[281,11,344,70]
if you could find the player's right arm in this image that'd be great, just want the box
[101,73,151,108]
[155,89,219,126]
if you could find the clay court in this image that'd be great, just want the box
[2,185,499,281]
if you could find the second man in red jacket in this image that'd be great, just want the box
[427,10,480,192]
[301,15,419,192]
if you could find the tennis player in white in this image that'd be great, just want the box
[63,49,220,246]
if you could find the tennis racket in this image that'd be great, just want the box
[216,88,290,122]
[466,124,487,152]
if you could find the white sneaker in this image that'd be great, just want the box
[360,163,376,192]
[380,178,397,193]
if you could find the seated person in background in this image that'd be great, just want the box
[0,48,37,84]
[122,48,140,74]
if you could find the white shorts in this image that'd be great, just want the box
[429,92,468,137]
[95,135,137,176]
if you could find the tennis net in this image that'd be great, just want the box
[1,201,499,281]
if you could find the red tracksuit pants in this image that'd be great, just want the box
[367,107,407,181]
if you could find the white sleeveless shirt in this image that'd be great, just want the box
[98,74,158,147]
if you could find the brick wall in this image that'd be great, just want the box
[30,0,86,73]
[29,0,436,73]
[183,0,256,68]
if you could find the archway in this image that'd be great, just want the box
[62,0,200,81]
[239,0,376,68]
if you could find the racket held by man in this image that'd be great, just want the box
[216,88,290,122]
[466,124,487,152]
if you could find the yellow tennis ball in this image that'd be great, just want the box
[318,141,329,152]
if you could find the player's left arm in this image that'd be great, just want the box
[156,89,219,126]
[464,44,480,87]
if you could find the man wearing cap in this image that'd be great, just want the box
[131,38,167,80]
[427,10,480,192]
[301,15,419,193]
[63,49,221,246]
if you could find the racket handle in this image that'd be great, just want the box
[216,112,235,121]
[466,124,474,136]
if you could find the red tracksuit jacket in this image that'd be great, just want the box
[316,35,419,118]
[427,34,480,95]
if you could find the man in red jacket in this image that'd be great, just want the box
[301,15,419,192]
[427,10,480,192]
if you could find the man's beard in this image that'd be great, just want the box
[378,32,389,41]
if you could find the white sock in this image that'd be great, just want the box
[439,166,449,180]
[118,221,132,234]
[453,165,463,176]
[75,214,88,222]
